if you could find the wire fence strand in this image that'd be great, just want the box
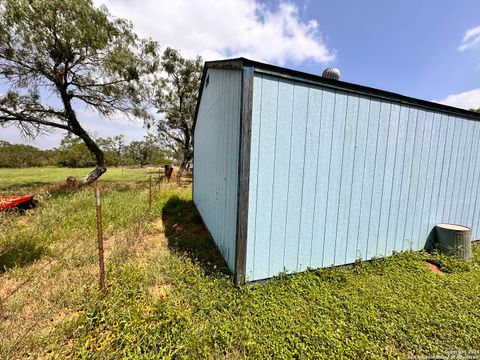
[1,235,82,304]
[1,177,158,357]
[0,195,93,263]
[5,273,98,359]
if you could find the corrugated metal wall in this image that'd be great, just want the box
[246,72,480,281]
[193,68,242,272]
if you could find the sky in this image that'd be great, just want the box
[2,0,480,149]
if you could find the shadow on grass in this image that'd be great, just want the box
[0,240,48,273]
[162,196,230,276]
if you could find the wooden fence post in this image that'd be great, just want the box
[95,184,106,296]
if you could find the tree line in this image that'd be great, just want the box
[0,0,199,183]
[0,135,171,168]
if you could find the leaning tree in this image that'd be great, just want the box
[0,0,158,184]
[154,48,202,180]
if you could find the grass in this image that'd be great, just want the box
[0,167,156,192]
[1,167,480,359]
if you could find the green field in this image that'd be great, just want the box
[0,167,160,192]
[1,168,480,359]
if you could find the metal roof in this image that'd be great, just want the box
[194,57,480,124]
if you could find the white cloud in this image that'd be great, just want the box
[95,0,335,65]
[459,25,480,51]
[436,88,480,110]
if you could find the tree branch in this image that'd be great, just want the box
[0,107,69,131]
[158,126,185,145]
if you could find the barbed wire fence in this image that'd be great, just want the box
[0,168,168,358]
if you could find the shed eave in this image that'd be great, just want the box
[193,58,480,126]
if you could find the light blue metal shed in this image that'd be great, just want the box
[193,58,480,283]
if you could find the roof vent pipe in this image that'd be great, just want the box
[322,67,341,80]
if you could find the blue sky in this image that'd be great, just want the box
[296,0,480,101]
[2,0,480,148]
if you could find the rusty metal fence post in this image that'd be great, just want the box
[95,184,106,296]
[148,175,152,212]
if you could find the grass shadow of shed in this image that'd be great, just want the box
[161,195,230,277]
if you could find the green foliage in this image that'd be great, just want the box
[0,140,55,167]
[56,135,96,168]
[67,198,480,359]
[73,241,480,359]
[0,0,158,120]
[154,48,203,174]
[0,0,159,179]
[0,135,171,168]
[123,135,170,167]
[56,134,170,168]
[97,135,126,167]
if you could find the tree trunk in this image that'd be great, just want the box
[59,89,107,185]
[77,133,106,185]
[175,144,193,182]
[176,162,186,181]
[78,134,106,185]
[176,157,191,181]
[82,166,107,185]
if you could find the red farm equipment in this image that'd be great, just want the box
[0,196,35,212]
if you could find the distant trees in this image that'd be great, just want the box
[0,1,207,180]
[56,135,96,168]
[154,48,202,180]
[0,136,171,168]
[0,141,55,167]
[0,0,158,184]
[97,135,126,167]
[123,136,167,167]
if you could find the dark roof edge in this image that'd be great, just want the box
[198,57,480,121]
